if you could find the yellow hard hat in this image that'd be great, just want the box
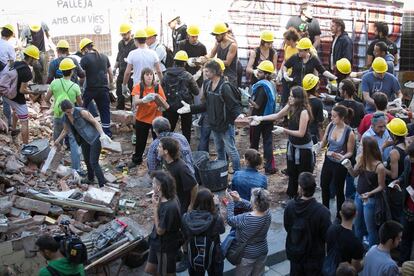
[297,37,313,50]
[387,118,408,136]
[59,58,76,71]
[56,39,70,49]
[213,58,225,71]
[187,25,200,36]
[30,24,41,32]
[260,30,274,42]
[211,22,228,35]
[336,58,351,74]
[174,50,189,62]
[145,26,157,37]
[134,29,147,39]
[372,57,388,74]
[257,60,275,73]
[79,38,93,50]
[2,24,14,34]
[302,73,319,90]
[119,23,132,34]
[23,45,40,60]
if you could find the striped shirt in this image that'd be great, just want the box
[226,199,271,259]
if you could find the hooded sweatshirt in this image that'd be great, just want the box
[283,197,331,261]
[182,210,225,241]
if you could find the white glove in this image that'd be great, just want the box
[142,93,156,103]
[393,98,402,108]
[253,69,260,79]
[99,134,112,144]
[312,142,321,155]
[283,71,293,82]
[240,87,250,99]
[341,159,353,170]
[177,101,191,114]
[276,70,283,83]
[272,126,285,135]
[122,84,130,98]
[237,114,245,120]
[349,72,357,78]
[187,58,197,67]
[323,109,328,120]
[249,115,262,126]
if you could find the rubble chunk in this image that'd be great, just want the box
[12,196,51,215]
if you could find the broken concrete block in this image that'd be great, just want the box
[13,196,51,215]
[7,217,34,232]
[48,205,64,216]
[5,156,24,174]
[9,207,29,218]
[0,201,13,214]
[84,187,115,206]
[74,209,95,224]
[33,215,45,224]
[68,224,83,236]
[110,110,134,124]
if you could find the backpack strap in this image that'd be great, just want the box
[154,84,159,94]
[60,79,75,96]
[46,266,61,276]
[139,83,144,99]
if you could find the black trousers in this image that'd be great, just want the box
[320,157,348,218]
[163,109,192,144]
[290,259,323,276]
[287,146,314,198]
[250,123,275,172]
[132,120,156,163]
[115,72,133,110]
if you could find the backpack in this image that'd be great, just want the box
[60,235,88,265]
[285,202,318,262]
[322,228,342,276]
[0,63,27,99]
[163,73,190,111]
[187,216,217,272]
[156,44,174,68]
[207,80,242,123]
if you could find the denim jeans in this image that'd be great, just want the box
[354,193,378,246]
[235,254,267,276]
[2,97,11,126]
[212,124,240,171]
[198,124,211,152]
[345,174,356,200]
[53,117,80,171]
[81,138,106,186]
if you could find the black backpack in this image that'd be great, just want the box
[60,235,88,265]
[285,203,318,262]
[156,44,174,68]
[187,216,217,272]
[212,80,242,123]
[162,73,189,111]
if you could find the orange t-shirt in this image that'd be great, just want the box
[131,83,166,124]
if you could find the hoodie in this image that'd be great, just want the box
[283,197,331,260]
[182,210,225,240]
[161,66,199,111]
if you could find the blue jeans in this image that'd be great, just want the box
[53,117,80,171]
[198,124,211,152]
[2,97,11,126]
[81,138,106,186]
[212,124,240,171]
[345,174,356,200]
[354,193,378,246]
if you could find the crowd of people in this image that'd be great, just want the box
[1,1,414,275]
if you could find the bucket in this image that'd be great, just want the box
[21,139,50,164]
[198,160,228,191]
[192,151,210,184]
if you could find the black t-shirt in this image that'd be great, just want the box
[12,61,33,104]
[149,198,182,252]
[30,29,46,52]
[286,16,321,43]
[326,224,364,264]
[367,37,398,57]
[80,52,111,89]
[178,40,207,75]
[284,54,326,87]
[251,86,268,118]
[116,39,136,73]
[337,100,365,129]
[309,97,324,139]
[165,158,197,213]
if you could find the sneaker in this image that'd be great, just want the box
[131,134,136,145]
[281,168,288,175]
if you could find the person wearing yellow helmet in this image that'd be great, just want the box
[3,45,38,145]
[145,26,169,72]
[20,22,51,84]
[361,57,402,113]
[47,40,85,85]
[246,30,277,85]
[384,117,407,222]
[113,23,136,110]
[168,16,187,53]
[161,50,199,143]
[1,24,16,67]
[282,37,336,88]
[206,22,239,87]
[249,60,277,174]
[302,73,324,144]
[80,38,114,137]
[44,58,83,174]
[178,24,207,87]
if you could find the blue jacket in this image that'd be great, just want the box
[330,32,353,69]
[251,80,276,116]
[231,167,267,200]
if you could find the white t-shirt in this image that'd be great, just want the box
[149,42,167,72]
[0,38,16,65]
[126,47,160,85]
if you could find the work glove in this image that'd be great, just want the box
[341,159,353,170]
[177,101,191,114]
[240,87,251,99]
[142,93,156,103]
[187,58,197,67]
[121,84,130,99]
[272,126,284,135]
[99,134,112,145]
[253,69,260,79]
[109,82,116,90]
[323,109,329,120]
[248,115,262,126]
[283,71,293,82]
[236,114,245,120]
[393,98,402,108]
[349,72,357,78]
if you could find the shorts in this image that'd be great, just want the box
[147,245,178,274]
[3,98,28,120]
